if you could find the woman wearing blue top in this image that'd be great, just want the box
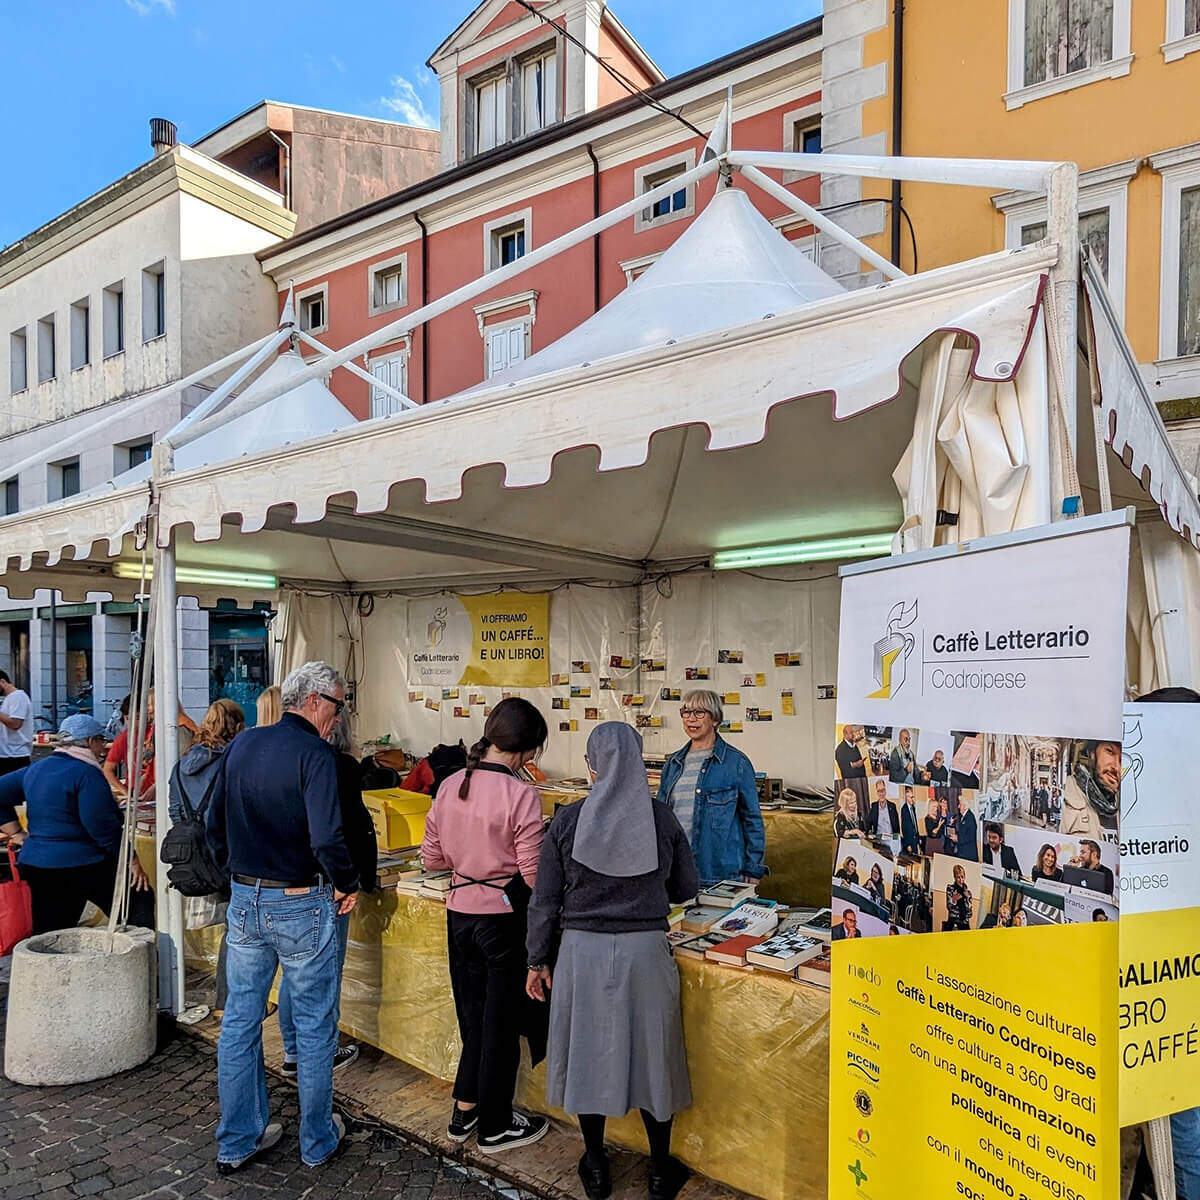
[655,690,765,888]
[0,714,152,934]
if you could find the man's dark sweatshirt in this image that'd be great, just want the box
[206,712,358,893]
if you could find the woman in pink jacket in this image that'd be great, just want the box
[421,697,549,1154]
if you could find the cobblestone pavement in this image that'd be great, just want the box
[0,961,504,1200]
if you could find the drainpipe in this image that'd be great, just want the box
[48,589,58,730]
[414,212,429,403]
[890,0,905,268]
[267,131,292,211]
[586,144,601,312]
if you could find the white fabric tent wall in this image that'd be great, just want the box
[293,567,842,785]
[1135,520,1200,689]
[892,314,1052,549]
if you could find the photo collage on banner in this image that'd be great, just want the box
[832,723,1120,939]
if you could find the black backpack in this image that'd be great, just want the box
[159,763,229,897]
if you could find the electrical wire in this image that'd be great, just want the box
[819,196,919,274]
[511,0,706,139]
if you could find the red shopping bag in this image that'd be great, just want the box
[0,844,33,955]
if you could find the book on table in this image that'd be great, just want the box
[671,931,732,960]
[777,907,833,942]
[680,904,728,934]
[395,869,452,896]
[704,933,765,967]
[745,930,826,972]
[710,897,780,938]
[697,879,758,909]
[794,948,832,988]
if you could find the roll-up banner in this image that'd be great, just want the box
[1118,700,1200,1125]
[829,512,1132,1200]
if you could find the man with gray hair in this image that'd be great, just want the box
[207,661,359,1173]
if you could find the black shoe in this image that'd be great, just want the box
[333,1044,359,1072]
[447,1104,479,1143]
[281,1060,297,1079]
[579,1152,612,1200]
[217,1122,283,1175]
[648,1157,690,1200]
[478,1111,550,1154]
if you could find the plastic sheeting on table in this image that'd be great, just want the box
[337,891,829,1200]
[758,810,833,908]
[135,835,223,973]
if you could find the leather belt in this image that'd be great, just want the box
[233,873,323,889]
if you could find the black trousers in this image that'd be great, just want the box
[446,909,526,1138]
[22,858,155,936]
[0,756,31,778]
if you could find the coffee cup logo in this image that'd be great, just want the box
[868,599,918,700]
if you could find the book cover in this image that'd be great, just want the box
[705,933,764,967]
[672,931,732,960]
[698,879,757,909]
[746,931,825,972]
[795,949,832,987]
[711,898,780,937]
[680,905,727,933]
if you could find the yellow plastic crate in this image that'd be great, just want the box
[362,788,433,851]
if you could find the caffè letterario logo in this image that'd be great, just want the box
[868,599,918,700]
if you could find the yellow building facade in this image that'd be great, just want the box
[820,0,1200,428]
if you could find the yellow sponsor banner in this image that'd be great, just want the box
[1119,906,1200,1125]
[409,593,549,688]
[460,593,549,687]
[829,923,1117,1200]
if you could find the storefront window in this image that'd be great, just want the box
[209,609,270,724]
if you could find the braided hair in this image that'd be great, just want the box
[458,697,548,799]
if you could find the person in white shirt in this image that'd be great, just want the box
[0,670,34,775]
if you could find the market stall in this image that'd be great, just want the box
[4,141,1200,1200]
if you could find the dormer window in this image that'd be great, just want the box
[520,48,557,135]
[474,71,508,155]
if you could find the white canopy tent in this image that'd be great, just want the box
[3,143,1199,1019]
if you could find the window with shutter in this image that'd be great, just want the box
[475,75,508,154]
[1178,186,1200,357]
[486,323,528,378]
[521,51,557,135]
[370,355,408,418]
[1023,0,1114,86]
[1020,210,1110,280]
[1190,0,1200,36]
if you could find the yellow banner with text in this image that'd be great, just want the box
[829,922,1118,1200]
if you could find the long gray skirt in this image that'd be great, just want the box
[547,929,691,1121]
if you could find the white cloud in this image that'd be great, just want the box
[126,0,176,14]
[330,55,346,73]
[379,75,437,128]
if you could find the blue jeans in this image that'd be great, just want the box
[1173,1107,1200,1199]
[278,911,350,1061]
[217,882,341,1167]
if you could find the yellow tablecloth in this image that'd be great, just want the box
[758,809,832,907]
[338,890,829,1200]
[135,835,223,971]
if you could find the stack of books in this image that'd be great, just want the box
[671,930,732,960]
[704,933,764,968]
[778,907,833,942]
[709,898,780,938]
[745,929,825,974]
[794,948,832,988]
[376,853,423,889]
[698,879,758,908]
[395,870,452,898]
[680,905,728,934]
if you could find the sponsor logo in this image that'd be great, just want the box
[849,1026,881,1052]
[847,1051,881,1083]
[427,605,449,647]
[854,1089,873,1118]
[849,994,881,1018]
[868,599,918,699]
[848,1159,868,1187]
[857,1128,871,1145]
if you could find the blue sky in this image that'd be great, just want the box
[0,1,821,248]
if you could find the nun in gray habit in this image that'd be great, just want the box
[526,721,698,1200]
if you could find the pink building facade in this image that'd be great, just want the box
[259,3,824,417]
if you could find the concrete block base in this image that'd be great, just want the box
[5,926,157,1085]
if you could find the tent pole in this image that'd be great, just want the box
[151,444,185,1016]
[169,155,725,449]
[1045,162,1080,464]
[736,163,906,281]
[0,330,281,486]
[162,326,293,442]
[296,330,418,411]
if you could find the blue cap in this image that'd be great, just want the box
[58,714,106,742]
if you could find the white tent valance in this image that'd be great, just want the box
[155,244,1055,547]
[1084,262,1200,550]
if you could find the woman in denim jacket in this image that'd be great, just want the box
[655,690,766,888]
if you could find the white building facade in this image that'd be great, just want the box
[0,137,293,728]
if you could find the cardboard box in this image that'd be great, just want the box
[362,788,433,851]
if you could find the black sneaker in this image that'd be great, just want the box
[281,1059,298,1079]
[447,1104,479,1143]
[579,1152,612,1200]
[333,1044,359,1072]
[478,1111,549,1154]
[648,1156,690,1200]
[217,1122,283,1175]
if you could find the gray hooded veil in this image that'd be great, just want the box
[570,721,659,878]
